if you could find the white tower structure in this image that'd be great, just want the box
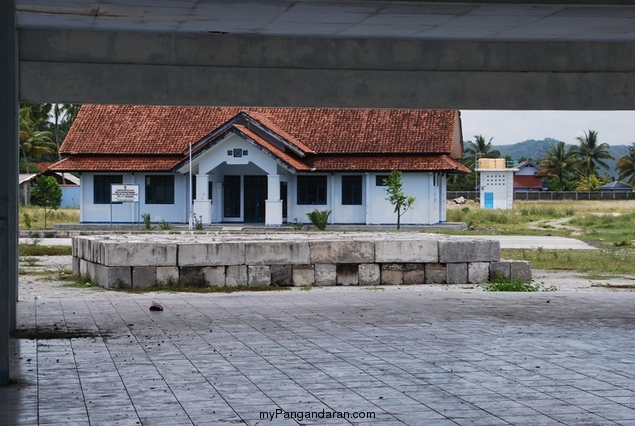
[477,159,518,210]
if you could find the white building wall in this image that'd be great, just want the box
[80,172,188,223]
[78,142,447,225]
[479,169,515,210]
[366,173,440,225]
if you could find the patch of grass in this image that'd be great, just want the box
[19,206,79,229]
[300,285,313,291]
[480,277,555,292]
[502,248,635,274]
[20,257,40,267]
[19,244,72,256]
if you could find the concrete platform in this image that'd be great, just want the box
[70,233,531,289]
[4,286,635,425]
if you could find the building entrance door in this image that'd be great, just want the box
[244,175,267,222]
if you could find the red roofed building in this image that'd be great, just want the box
[513,160,545,192]
[51,105,468,225]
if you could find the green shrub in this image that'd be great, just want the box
[480,277,555,292]
[291,218,303,231]
[141,213,152,230]
[307,209,331,230]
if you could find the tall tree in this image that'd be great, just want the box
[539,141,577,192]
[616,144,635,186]
[573,130,613,190]
[464,135,501,169]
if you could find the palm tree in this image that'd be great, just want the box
[19,106,57,172]
[464,135,500,169]
[573,130,613,190]
[51,103,81,160]
[539,141,577,192]
[616,144,635,186]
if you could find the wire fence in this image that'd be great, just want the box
[447,191,635,201]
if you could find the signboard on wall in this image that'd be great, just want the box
[111,184,139,203]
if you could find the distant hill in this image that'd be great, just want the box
[465,138,632,178]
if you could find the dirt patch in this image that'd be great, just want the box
[11,328,109,340]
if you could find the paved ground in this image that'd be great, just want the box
[4,259,635,425]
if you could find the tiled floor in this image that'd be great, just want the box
[3,287,635,425]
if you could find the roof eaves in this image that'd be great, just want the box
[236,127,309,173]
[244,114,315,157]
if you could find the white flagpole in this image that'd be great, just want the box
[188,140,193,230]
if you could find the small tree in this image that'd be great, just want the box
[383,170,416,230]
[31,175,62,228]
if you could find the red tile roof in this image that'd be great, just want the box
[305,155,470,173]
[55,105,464,173]
[50,155,183,172]
[514,175,543,189]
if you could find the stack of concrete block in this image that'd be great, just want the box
[72,233,531,289]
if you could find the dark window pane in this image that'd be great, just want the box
[146,175,175,205]
[376,175,389,186]
[342,175,362,205]
[94,175,123,204]
[297,176,327,205]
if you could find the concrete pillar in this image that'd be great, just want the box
[265,174,282,226]
[1,0,18,385]
[193,173,212,224]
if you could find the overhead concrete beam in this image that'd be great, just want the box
[18,29,635,109]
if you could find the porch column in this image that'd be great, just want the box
[1,0,18,385]
[265,174,282,226]
[193,173,212,225]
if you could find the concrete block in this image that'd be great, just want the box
[178,242,245,266]
[425,263,446,284]
[103,242,177,267]
[447,263,468,284]
[132,266,157,288]
[438,239,500,263]
[245,241,310,265]
[292,265,315,287]
[156,266,179,285]
[468,262,490,284]
[72,256,80,276]
[403,263,425,284]
[337,264,359,285]
[309,240,374,264]
[375,240,438,263]
[226,265,248,287]
[95,264,132,289]
[180,267,206,286]
[359,263,380,285]
[72,237,79,258]
[490,261,511,281]
[510,261,532,282]
[204,266,226,287]
[248,265,271,286]
[381,264,403,285]
[271,265,292,286]
[315,264,337,286]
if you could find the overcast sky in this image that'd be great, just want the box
[460,110,635,147]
